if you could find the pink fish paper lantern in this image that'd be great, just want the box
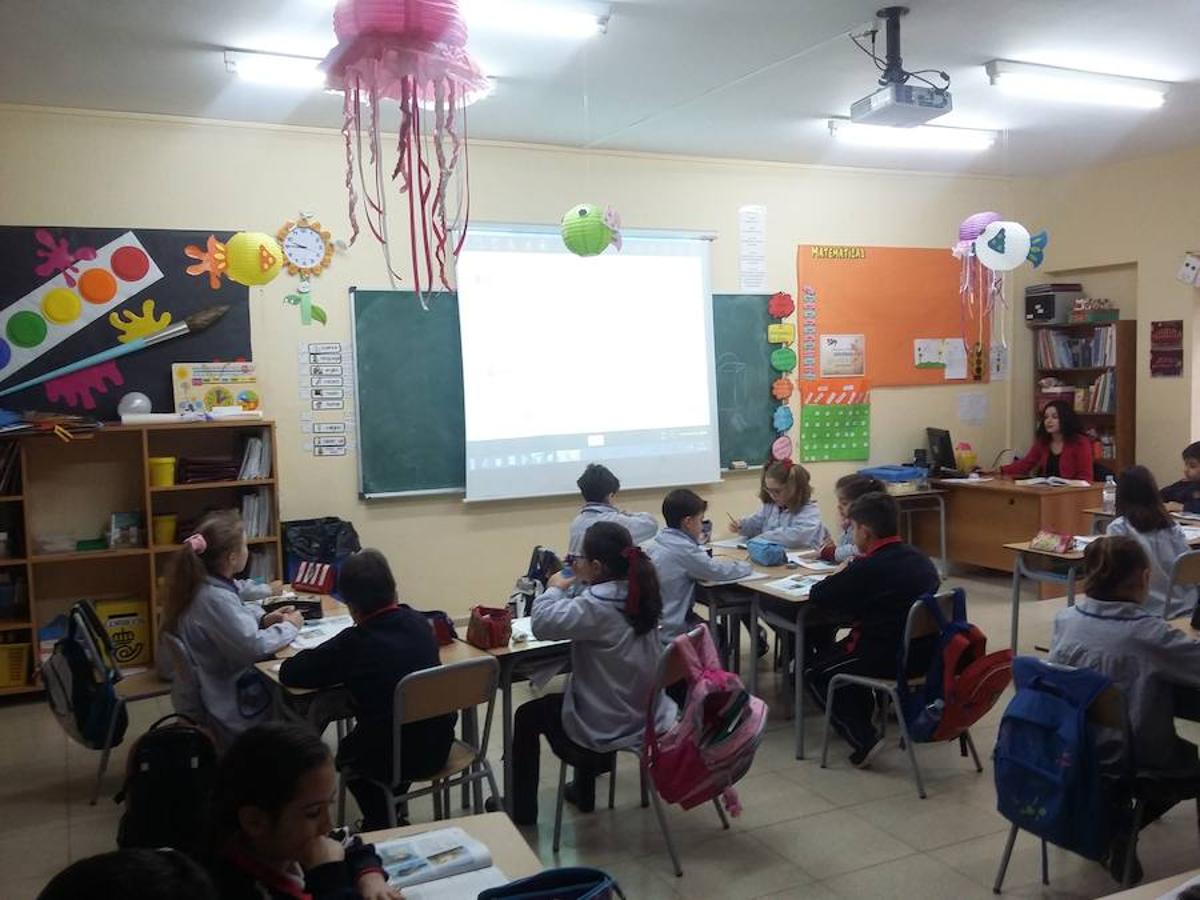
[323,0,489,306]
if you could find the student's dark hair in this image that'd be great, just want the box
[1083,535,1150,601]
[1036,399,1084,441]
[37,848,217,900]
[1115,465,1173,533]
[1184,441,1200,464]
[163,510,245,634]
[577,463,620,503]
[834,473,886,503]
[662,488,706,529]
[759,458,813,512]
[847,491,899,539]
[582,521,662,636]
[211,723,331,844]
[339,548,397,616]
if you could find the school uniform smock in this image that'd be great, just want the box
[647,527,753,642]
[531,581,677,751]
[1105,517,1196,618]
[1000,434,1094,481]
[1162,479,1200,514]
[568,502,659,556]
[738,500,830,549]
[1050,596,1200,771]
[172,575,297,745]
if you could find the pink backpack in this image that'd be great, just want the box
[643,626,768,815]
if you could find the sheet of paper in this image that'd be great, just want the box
[797,559,840,573]
[708,572,772,585]
[819,334,866,377]
[786,549,818,563]
[738,204,768,292]
[289,615,353,651]
[957,390,989,426]
[914,338,946,368]
[403,867,509,900]
[710,537,748,549]
[1182,526,1200,543]
[943,339,968,380]
[765,574,829,597]
[989,344,1009,381]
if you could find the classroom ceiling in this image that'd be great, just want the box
[2,0,1199,177]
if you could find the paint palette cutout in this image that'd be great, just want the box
[0,232,163,386]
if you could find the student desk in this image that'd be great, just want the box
[1100,868,1200,898]
[361,812,543,881]
[915,479,1101,574]
[1087,506,1200,534]
[484,622,571,816]
[894,489,948,577]
[1004,541,1085,652]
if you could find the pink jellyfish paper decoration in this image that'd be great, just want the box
[322,0,490,306]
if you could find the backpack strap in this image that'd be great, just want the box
[644,625,722,759]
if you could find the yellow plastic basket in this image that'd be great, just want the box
[0,642,30,688]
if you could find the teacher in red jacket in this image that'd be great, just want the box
[1001,399,1095,481]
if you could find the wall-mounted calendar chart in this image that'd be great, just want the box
[800,380,870,462]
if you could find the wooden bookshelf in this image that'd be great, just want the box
[0,420,283,697]
[1032,320,1135,474]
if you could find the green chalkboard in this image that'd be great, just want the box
[352,289,466,496]
[353,291,774,495]
[713,294,777,468]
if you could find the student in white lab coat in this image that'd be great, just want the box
[567,463,659,556]
[511,521,677,826]
[647,488,752,642]
[161,511,302,748]
[731,458,830,549]
[1105,465,1196,618]
[1050,534,1200,882]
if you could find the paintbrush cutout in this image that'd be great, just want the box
[0,306,231,399]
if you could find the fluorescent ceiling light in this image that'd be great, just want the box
[460,0,607,38]
[828,119,996,151]
[985,59,1168,110]
[224,50,324,88]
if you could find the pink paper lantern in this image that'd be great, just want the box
[323,0,489,304]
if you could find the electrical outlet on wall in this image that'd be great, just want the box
[1178,252,1200,286]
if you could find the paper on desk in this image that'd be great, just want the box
[707,572,772,585]
[766,574,828,597]
[710,537,747,549]
[1183,526,1200,543]
[796,559,840,573]
[788,549,818,561]
[403,867,509,900]
[1156,872,1200,899]
[939,476,994,484]
[289,615,353,651]
[1073,535,1101,550]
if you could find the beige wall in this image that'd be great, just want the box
[1012,145,1200,482]
[0,105,1013,615]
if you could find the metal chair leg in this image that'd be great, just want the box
[890,688,926,799]
[992,823,1018,893]
[334,718,347,825]
[1041,838,1049,886]
[1123,801,1146,887]
[643,757,683,877]
[552,760,568,853]
[432,782,444,821]
[819,676,840,768]
[608,755,617,810]
[964,730,983,773]
[91,698,125,805]
[712,796,730,830]
[639,759,649,808]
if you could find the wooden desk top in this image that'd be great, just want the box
[707,546,839,604]
[934,478,1100,497]
[1004,540,1085,561]
[361,812,542,881]
[485,617,570,659]
[1099,866,1200,898]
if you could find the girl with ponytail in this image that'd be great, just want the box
[730,457,831,549]
[510,520,676,826]
[161,510,303,748]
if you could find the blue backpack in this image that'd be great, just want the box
[993,657,1123,861]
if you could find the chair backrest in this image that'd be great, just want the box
[899,590,957,670]
[159,631,206,723]
[1170,549,1200,590]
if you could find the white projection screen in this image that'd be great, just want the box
[456,225,720,501]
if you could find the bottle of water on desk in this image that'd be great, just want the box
[1102,475,1116,514]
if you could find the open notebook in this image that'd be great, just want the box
[376,826,508,898]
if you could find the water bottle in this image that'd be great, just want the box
[1102,475,1116,514]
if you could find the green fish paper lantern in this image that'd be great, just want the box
[561,204,623,257]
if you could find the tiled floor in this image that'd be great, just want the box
[5,570,1200,898]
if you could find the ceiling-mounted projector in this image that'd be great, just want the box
[848,6,952,127]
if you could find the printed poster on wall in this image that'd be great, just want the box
[818,334,865,377]
[799,379,870,462]
[1150,319,1183,377]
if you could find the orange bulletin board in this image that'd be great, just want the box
[796,245,988,387]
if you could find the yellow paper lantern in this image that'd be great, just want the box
[225,232,283,286]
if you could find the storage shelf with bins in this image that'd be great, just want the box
[1031,320,1135,474]
[0,421,282,697]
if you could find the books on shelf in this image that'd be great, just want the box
[237,431,272,481]
[375,827,506,898]
[179,457,241,483]
[240,488,271,538]
[246,548,273,582]
[1077,370,1115,414]
[1035,324,1116,369]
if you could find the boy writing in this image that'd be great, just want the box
[803,491,940,767]
[279,549,454,830]
[647,488,753,642]
[1160,441,1200,514]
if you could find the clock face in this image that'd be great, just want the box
[282,226,327,269]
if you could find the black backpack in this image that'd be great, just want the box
[117,714,218,855]
[43,601,128,749]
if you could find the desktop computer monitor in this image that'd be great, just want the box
[926,427,957,473]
